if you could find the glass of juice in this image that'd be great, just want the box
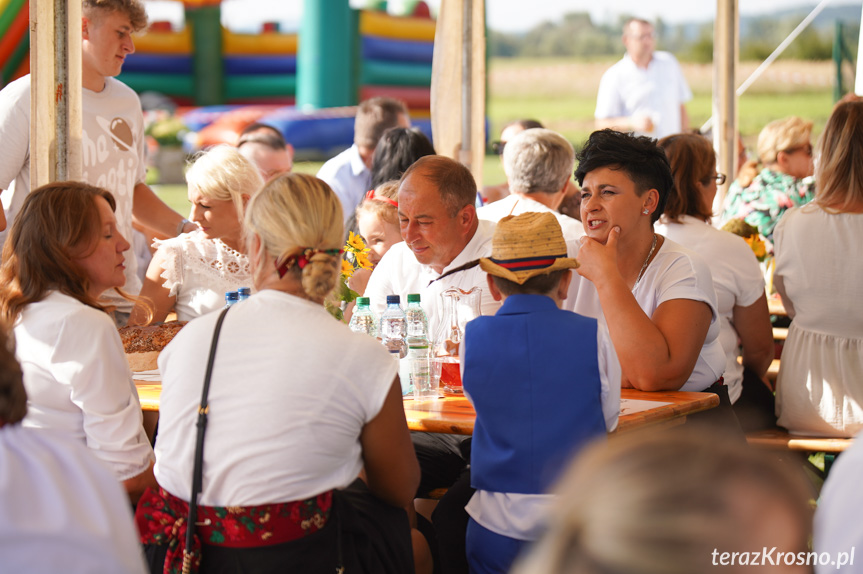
[439,356,462,395]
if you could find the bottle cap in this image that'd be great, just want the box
[225,291,239,301]
[357,296,370,306]
[386,294,401,304]
[407,294,421,303]
[237,287,251,297]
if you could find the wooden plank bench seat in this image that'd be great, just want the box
[745,428,853,454]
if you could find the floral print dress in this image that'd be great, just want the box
[720,168,816,245]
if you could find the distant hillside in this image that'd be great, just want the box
[489,2,861,62]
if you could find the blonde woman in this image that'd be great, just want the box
[511,430,813,574]
[129,145,263,325]
[139,173,419,572]
[720,116,816,244]
[774,99,863,437]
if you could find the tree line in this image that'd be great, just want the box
[488,8,860,63]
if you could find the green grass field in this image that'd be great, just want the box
[152,58,836,211]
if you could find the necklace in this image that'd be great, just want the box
[633,233,657,291]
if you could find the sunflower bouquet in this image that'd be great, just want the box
[721,219,768,262]
[326,231,374,321]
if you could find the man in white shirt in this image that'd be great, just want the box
[478,128,583,244]
[365,155,500,573]
[0,0,195,321]
[317,97,410,225]
[364,155,501,336]
[595,18,692,139]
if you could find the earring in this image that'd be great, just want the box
[643,208,649,215]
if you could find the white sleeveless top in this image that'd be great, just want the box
[154,230,251,321]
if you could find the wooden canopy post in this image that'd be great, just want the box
[29,0,82,188]
[712,0,738,214]
[431,0,485,189]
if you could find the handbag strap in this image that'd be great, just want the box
[183,306,231,573]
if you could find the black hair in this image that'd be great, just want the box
[574,129,672,224]
[370,127,436,189]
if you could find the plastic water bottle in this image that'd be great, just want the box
[349,297,377,337]
[405,294,429,338]
[237,287,251,302]
[224,291,239,308]
[380,295,407,359]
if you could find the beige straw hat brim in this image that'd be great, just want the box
[479,212,579,285]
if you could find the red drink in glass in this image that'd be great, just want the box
[439,356,462,395]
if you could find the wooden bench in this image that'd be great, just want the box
[746,427,854,478]
[745,428,853,454]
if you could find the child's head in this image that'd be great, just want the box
[356,181,402,266]
[479,212,578,303]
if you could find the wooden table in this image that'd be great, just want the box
[403,389,718,435]
[135,381,718,435]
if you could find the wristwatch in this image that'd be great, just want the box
[176,218,191,236]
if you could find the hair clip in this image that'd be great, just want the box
[364,189,398,208]
[276,248,344,278]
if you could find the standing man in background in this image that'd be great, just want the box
[0,0,195,324]
[317,97,410,225]
[595,18,692,139]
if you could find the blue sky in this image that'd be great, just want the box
[145,0,848,33]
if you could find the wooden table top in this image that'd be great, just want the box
[135,381,718,435]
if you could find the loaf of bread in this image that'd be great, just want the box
[118,321,187,372]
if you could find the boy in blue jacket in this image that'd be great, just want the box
[464,212,620,574]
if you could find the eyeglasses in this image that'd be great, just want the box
[714,173,727,185]
[491,141,506,155]
[781,143,813,157]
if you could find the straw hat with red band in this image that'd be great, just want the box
[479,212,579,285]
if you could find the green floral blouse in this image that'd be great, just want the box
[720,168,816,244]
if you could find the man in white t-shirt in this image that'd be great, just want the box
[595,18,692,139]
[0,0,195,321]
[317,97,410,225]
[477,128,583,245]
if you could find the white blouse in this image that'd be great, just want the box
[14,291,153,481]
[564,237,726,392]
[154,230,250,321]
[155,290,397,506]
[0,425,148,574]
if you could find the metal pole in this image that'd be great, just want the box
[460,0,472,169]
[702,0,833,133]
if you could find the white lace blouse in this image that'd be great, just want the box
[154,230,251,321]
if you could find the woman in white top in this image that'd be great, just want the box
[0,328,148,574]
[568,129,726,395]
[657,133,775,430]
[774,98,863,438]
[140,173,420,573]
[130,145,263,325]
[0,182,156,501]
